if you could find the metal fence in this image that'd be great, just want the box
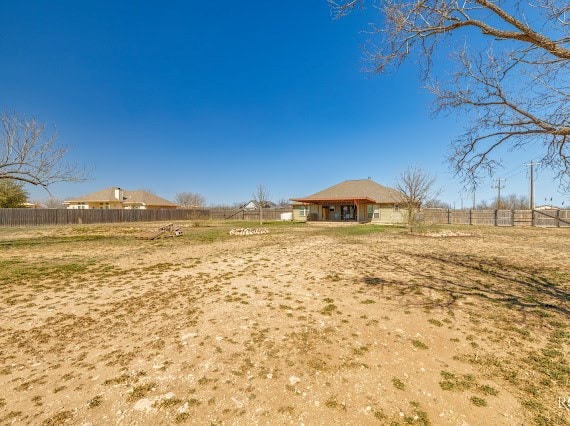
[0,208,293,227]
[423,208,570,227]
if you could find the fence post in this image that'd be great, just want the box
[469,209,472,225]
[557,209,560,227]
[531,209,535,227]
[494,209,498,226]
[511,209,515,227]
[447,209,450,224]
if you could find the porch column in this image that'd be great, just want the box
[354,200,358,222]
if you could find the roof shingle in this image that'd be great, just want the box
[65,187,176,207]
[291,179,402,204]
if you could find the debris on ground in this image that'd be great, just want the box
[229,228,269,236]
[136,223,183,240]
[423,230,472,238]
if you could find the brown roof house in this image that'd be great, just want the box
[64,187,177,210]
[290,178,405,223]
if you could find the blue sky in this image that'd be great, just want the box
[1,1,565,207]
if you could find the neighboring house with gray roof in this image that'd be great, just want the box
[241,200,278,210]
[64,187,177,210]
[290,178,404,223]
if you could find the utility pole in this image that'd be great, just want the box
[524,161,541,209]
[493,178,505,209]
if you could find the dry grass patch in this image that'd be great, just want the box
[0,222,568,425]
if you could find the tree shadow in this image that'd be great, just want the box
[361,251,569,317]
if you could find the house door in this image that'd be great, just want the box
[322,206,328,220]
[341,205,356,221]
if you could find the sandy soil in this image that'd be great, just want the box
[0,222,568,425]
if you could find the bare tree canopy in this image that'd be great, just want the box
[44,197,65,209]
[253,184,271,224]
[174,192,206,208]
[330,1,570,187]
[477,193,529,209]
[424,198,451,209]
[1,111,87,189]
[396,165,439,230]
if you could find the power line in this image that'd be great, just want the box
[503,155,542,181]
[502,164,524,179]
[503,167,525,181]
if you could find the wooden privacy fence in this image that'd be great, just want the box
[0,208,293,227]
[2,207,567,228]
[209,208,291,221]
[422,208,570,227]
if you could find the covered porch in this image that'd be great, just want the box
[290,197,373,223]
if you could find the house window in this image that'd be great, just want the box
[299,206,307,217]
[368,205,380,219]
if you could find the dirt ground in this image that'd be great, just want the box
[0,221,569,425]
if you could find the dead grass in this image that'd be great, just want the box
[0,221,568,425]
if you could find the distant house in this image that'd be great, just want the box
[64,187,177,210]
[290,178,404,223]
[22,202,46,209]
[241,200,277,210]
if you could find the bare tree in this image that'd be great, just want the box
[477,193,529,209]
[253,184,271,225]
[44,197,65,209]
[330,1,570,187]
[175,191,206,208]
[1,111,86,189]
[396,165,439,231]
[500,193,530,209]
[424,198,450,209]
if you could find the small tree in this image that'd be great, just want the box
[175,192,206,208]
[0,179,28,208]
[253,184,271,225]
[1,111,86,189]
[396,166,439,231]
